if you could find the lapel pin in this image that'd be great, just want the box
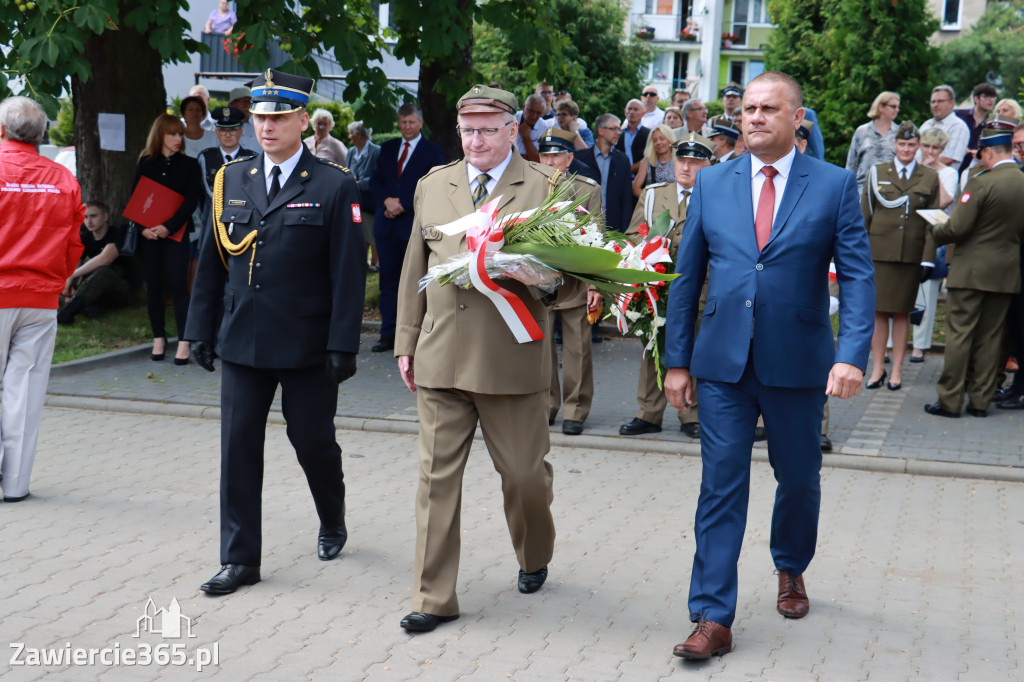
[250,168,258,175]
[300,170,309,178]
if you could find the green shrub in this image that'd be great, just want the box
[48,98,74,147]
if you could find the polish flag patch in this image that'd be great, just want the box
[961,193,971,204]
[352,204,362,222]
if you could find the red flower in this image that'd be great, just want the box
[650,290,659,302]
[638,222,649,237]
[612,243,622,253]
[654,263,666,273]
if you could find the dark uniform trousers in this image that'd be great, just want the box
[412,387,555,616]
[548,305,594,423]
[74,266,132,307]
[937,289,1013,412]
[220,360,345,565]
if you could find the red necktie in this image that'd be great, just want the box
[397,141,410,179]
[755,165,778,251]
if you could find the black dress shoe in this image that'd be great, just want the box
[965,405,987,418]
[887,380,901,391]
[562,419,584,435]
[820,434,832,452]
[619,418,661,435]
[3,492,28,502]
[200,564,260,595]
[997,393,1024,410]
[174,356,190,366]
[318,524,348,561]
[909,354,925,363]
[681,422,701,439]
[924,402,960,418]
[371,337,394,353]
[400,612,459,632]
[865,369,887,389]
[754,426,767,442]
[518,566,548,594]
[993,388,1013,402]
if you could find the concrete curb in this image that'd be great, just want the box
[44,394,1022,483]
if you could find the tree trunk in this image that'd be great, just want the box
[72,9,166,219]
[417,0,473,162]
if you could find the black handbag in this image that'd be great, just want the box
[120,221,139,256]
[909,284,926,325]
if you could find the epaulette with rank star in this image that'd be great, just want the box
[316,157,351,174]
[574,175,599,187]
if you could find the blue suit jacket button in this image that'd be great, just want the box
[745,300,752,307]
[755,263,764,271]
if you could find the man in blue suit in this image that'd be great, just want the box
[575,113,633,232]
[663,71,874,660]
[369,103,444,352]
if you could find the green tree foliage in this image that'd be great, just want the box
[935,1,1024,103]
[766,0,939,166]
[48,98,75,147]
[473,0,653,124]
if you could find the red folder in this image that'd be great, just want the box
[123,175,187,242]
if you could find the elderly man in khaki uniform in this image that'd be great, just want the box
[537,127,604,435]
[926,121,1024,417]
[619,133,713,440]
[395,85,582,633]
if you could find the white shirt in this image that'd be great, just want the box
[396,133,422,167]
[220,146,242,164]
[466,149,514,198]
[677,182,692,206]
[641,108,665,130]
[264,145,304,194]
[514,113,554,155]
[894,158,917,179]
[920,114,970,164]
[749,146,797,225]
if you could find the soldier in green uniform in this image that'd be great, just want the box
[925,119,1024,417]
[537,127,604,435]
[394,85,583,633]
[619,132,713,439]
[861,120,939,391]
[185,69,367,595]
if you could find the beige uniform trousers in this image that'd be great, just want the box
[937,288,1013,412]
[412,387,555,616]
[549,305,594,423]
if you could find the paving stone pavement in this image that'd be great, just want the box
[44,333,1024,474]
[1,407,1022,681]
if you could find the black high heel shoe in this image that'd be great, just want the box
[865,369,887,389]
[151,337,167,362]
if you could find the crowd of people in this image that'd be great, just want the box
[1,64,1022,665]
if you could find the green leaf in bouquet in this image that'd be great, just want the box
[649,209,675,237]
[591,268,678,283]
[567,273,652,294]
[504,242,622,273]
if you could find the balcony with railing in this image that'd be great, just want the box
[198,32,290,77]
[631,13,703,45]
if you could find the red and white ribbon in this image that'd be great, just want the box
[464,197,545,344]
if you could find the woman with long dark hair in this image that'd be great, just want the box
[132,113,202,364]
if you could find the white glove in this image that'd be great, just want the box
[829,296,840,316]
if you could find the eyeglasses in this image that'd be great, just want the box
[539,89,553,95]
[930,98,951,105]
[1014,142,1024,151]
[456,121,513,138]
[642,92,659,97]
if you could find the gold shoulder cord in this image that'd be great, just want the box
[546,169,564,197]
[212,165,260,284]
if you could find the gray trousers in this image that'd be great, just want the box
[0,308,58,498]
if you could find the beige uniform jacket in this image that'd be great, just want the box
[860,162,939,264]
[933,163,1024,294]
[395,153,582,394]
[626,181,686,256]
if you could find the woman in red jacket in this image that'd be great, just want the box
[132,114,202,364]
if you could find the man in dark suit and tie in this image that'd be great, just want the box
[663,71,875,659]
[369,103,444,353]
[186,68,367,595]
[575,113,633,232]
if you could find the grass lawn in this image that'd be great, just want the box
[54,270,381,364]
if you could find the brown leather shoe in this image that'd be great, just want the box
[777,570,809,618]
[672,620,732,660]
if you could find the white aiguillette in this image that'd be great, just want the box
[916,209,950,227]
